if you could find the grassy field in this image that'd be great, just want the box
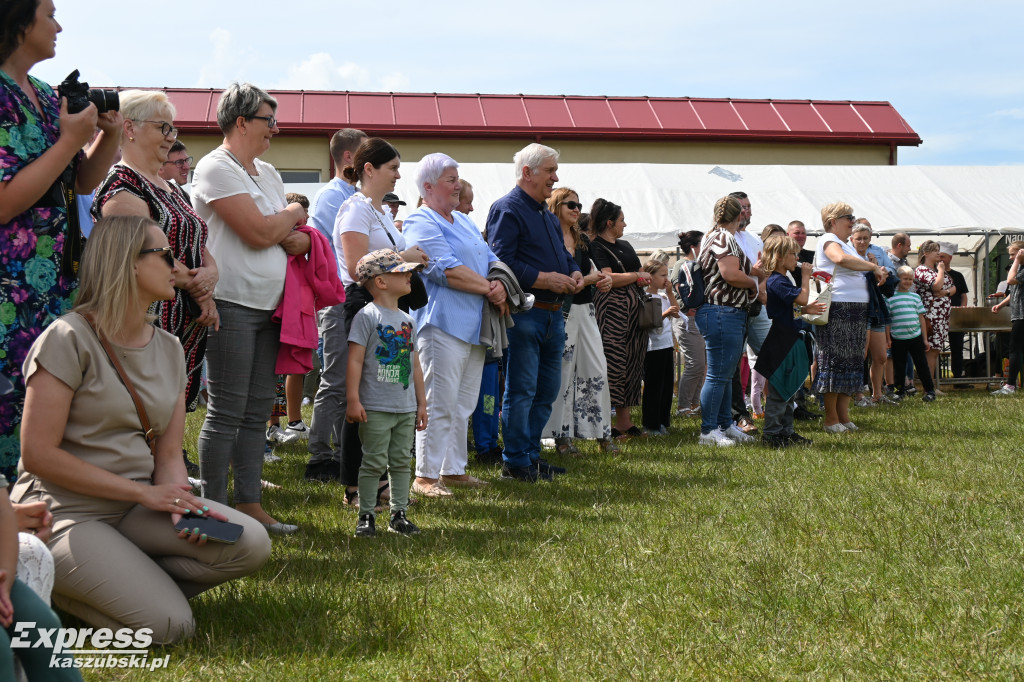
[79,389,1024,680]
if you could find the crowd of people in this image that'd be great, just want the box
[2,0,1022,674]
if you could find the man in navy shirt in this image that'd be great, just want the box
[304,128,366,482]
[486,143,582,482]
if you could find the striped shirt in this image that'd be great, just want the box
[886,290,925,340]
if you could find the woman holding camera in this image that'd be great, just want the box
[11,215,271,645]
[93,90,218,413]
[0,0,122,483]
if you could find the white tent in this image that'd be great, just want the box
[285,163,1024,305]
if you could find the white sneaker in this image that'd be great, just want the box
[842,421,859,431]
[724,424,755,443]
[991,384,1016,396]
[266,423,285,444]
[823,423,847,434]
[699,428,735,447]
[278,421,310,443]
[854,396,875,408]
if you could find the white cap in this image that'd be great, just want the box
[938,242,956,256]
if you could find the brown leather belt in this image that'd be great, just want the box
[532,299,564,311]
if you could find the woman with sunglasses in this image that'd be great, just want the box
[0,0,122,483]
[190,83,308,534]
[12,215,271,644]
[541,188,616,454]
[93,90,218,420]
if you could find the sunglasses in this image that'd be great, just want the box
[248,115,278,129]
[133,119,178,138]
[562,201,583,211]
[837,214,856,222]
[139,246,174,268]
[162,156,193,168]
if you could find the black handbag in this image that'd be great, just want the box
[374,207,427,310]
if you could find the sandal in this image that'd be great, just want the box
[344,487,359,507]
[554,438,579,456]
[375,482,390,513]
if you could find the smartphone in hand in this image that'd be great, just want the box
[174,513,244,544]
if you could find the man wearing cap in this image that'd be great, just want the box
[939,242,969,380]
[304,128,367,482]
[383,192,406,220]
[486,143,582,482]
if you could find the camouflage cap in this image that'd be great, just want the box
[356,248,424,285]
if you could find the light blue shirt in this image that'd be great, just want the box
[402,207,498,345]
[309,177,356,276]
[866,243,897,275]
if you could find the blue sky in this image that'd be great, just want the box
[34,0,1023,165]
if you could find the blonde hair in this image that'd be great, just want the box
[917,239,940,266]
[1009,240,1024,254]
[712,196,742,227]
[896,265,915,278]
[642,258,668,277]
[820,201,853,232]
[73,215,159,340]
[648,248,672,265]
[762,234,799,273]
[119,90,176,132]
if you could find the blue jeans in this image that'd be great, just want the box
[695,304,748,434]
[501,307,565,468]
[198,301,279,504]
[472,358,501,451]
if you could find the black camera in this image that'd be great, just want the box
[58,70,119,114]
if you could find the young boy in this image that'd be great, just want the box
[761,235,825,447]
[886,265,936,402]
[346,249,427,537]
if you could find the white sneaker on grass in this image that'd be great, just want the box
[724,424,755,443]
[278,421,310,443]
[699,428,735,447]
[992,384,1016,396]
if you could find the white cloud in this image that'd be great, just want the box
[379,71,411,93]
[195,28,257,88]
[273,53,408,92]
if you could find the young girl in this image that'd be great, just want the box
[641,259,680,434]
[887,266,936,401]
[761,236,825,446]
[991,241,1024,395]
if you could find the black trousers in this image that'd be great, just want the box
[891,335,935,395]
[642,347,675,430]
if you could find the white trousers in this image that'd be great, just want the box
[415,325,486,478]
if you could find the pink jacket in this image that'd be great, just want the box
[273,226,346,374]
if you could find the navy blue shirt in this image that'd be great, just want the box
[486,186,579,303]
[766,272,803,331]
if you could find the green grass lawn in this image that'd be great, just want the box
[85,390,1024,680]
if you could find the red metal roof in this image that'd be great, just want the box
[156,89,921,146]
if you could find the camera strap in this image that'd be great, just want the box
[60,163,83,279]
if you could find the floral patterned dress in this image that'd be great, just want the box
[915,265,953,348]
[0,71,82,483]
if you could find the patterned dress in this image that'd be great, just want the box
[0,72,82,483]
[93,164,209,410]
[914,265,953,349]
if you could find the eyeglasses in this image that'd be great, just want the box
[837,214,856,222]
[162,156,193,168]
[139,246,174,268]
[248,115,278,129]
[133,120,178,138]
[562,201,583,211]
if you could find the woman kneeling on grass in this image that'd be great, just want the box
[12,216,271,645]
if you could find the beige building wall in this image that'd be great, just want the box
[179,134,895,183]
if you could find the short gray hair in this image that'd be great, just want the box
[216,82,277,134]
[851,223,872,236]
[119,90,175,126]
[415,152,459,198]
[513,143,558,181]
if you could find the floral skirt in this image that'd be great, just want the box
[543,303,612,440]
[814,301,868,395]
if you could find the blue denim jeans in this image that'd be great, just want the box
[472,358,501,452]
[695,304,748,434]
[501,307,565,468]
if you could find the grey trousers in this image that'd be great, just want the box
[198,301,278,504]
[673,313,706,409]
[763,381,795,437]
[307,304,349,464]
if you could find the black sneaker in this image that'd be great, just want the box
[304,459,341,483]
[182,450,200,476]
[388,510,421,535]
[793,405,820,421]
[761,434,789,448]
[905,385,917,396]
[785,433,814,446]
[538,459,566,476]
[501,463,548,482]
[354,513,375,538]
[923,392,936,402]
[476,446,504,466]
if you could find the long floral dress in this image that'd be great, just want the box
[915,265,953,349]
[0,71,82,483]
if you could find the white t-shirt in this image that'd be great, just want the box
[734,228,763,266]
[191,148,288,310]
[333,192,408,287]
[648,292,674,351]
[814,232,869,303]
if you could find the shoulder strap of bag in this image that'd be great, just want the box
[591,238,626,274]
[81,314,157,456]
